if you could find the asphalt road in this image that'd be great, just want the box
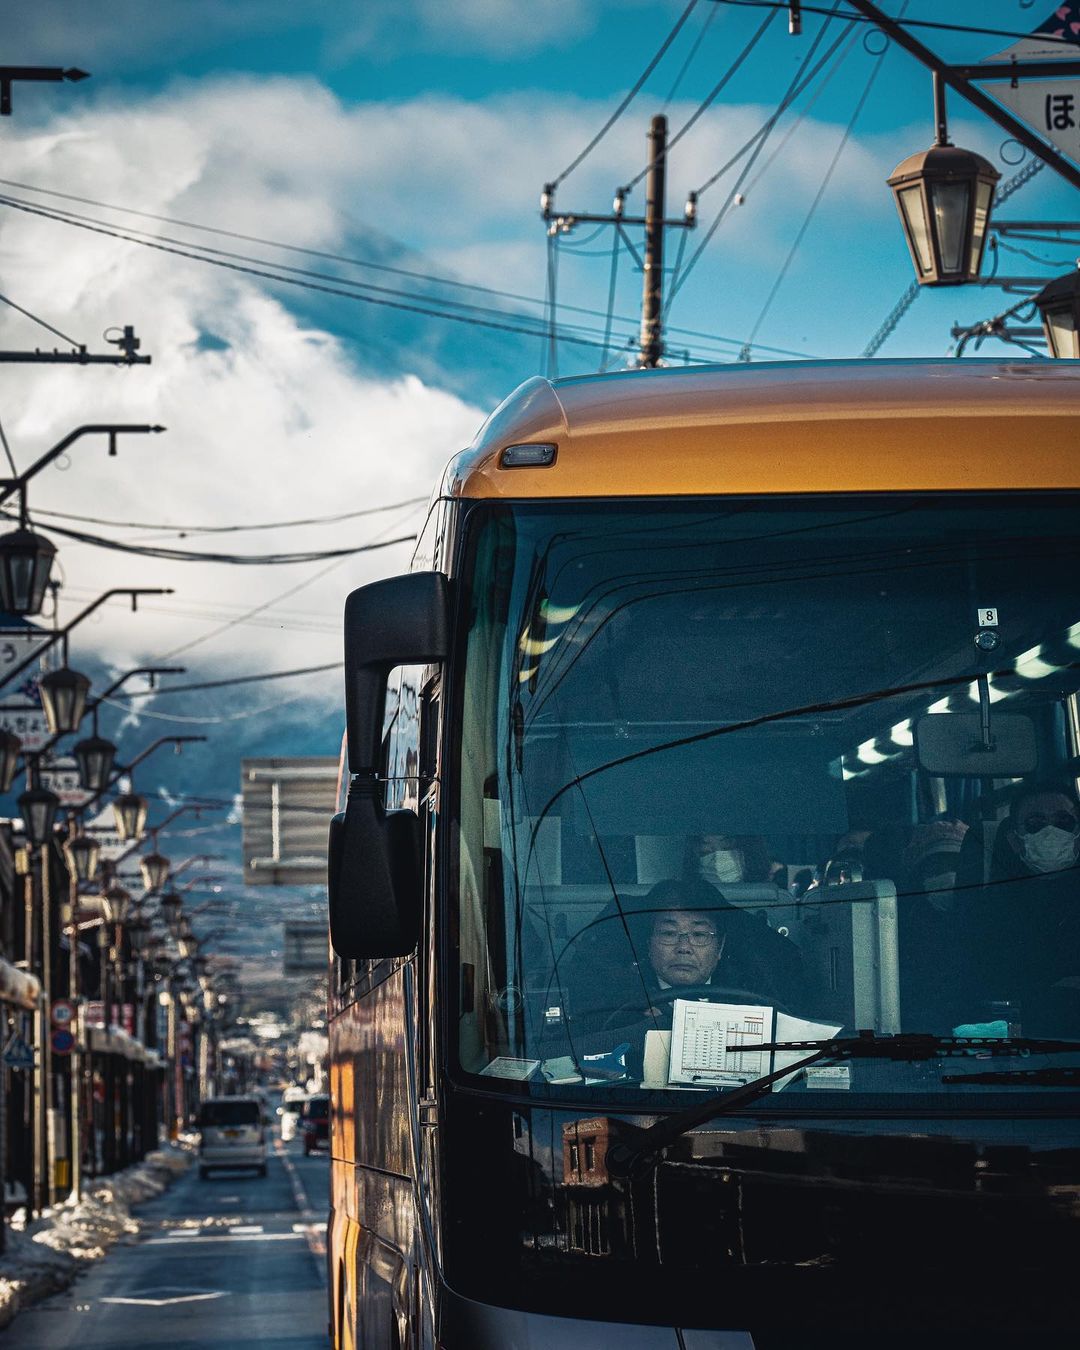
[4,1137,330,1349]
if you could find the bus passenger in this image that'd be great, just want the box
[688,834,774,885]
[954,782,1080,1036]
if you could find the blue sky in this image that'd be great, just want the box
[0,1,1076,960]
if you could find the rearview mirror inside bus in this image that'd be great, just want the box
[914,711,1039,777]
[328,571,449,959]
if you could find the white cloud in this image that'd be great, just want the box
[0,72,922,676]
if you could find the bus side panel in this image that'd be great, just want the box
[333,965,416,1346]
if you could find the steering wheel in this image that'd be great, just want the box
[602,983,779,1030]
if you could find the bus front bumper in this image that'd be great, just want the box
[438,1290,755,1348]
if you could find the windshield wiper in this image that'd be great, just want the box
[605,1031,1080,1179]
[941,1066,1080,1087]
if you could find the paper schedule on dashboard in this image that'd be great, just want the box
[668,1001,773,1086]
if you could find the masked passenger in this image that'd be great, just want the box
[953,782,1080,1036]
[690,834,773,885]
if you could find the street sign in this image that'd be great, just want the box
[992,79,1080,166]
[2,1031,35,1071]
[283,922,328,975]
[0,630,50,678]
[39,756,94,809]
[50,1029,74,1056]
[241,757,338,886]
[0,703,48,752]
[51,999,75,1026]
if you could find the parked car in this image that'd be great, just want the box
[278,1087,308,1142]
[197,1096,267,1177]
[299,1094,329,1155]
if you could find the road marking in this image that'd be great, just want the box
[228,1225,264,1234]
[100,1292,227,1307]
[275,1140,327,1269]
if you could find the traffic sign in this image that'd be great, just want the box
[2,1031,35,1071]
[51,1029,74,1056]
[51,999,75,1027]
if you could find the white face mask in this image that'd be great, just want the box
[700,848,744,884]
[1021,825,1079,874]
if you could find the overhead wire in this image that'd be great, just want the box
[0,290,82,347]
[626,7,779,191]
[741,5,900,354]
[549,0,702,188]
[25,495,429,537]
[702,0,1080,46]
[0,174,807,355]
[112,662,343,699]
[0,192,647,358]
[665,0,724,105]
[0,410,17,476]
[667,11,855,305]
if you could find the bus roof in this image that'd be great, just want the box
[442,358,1080,499]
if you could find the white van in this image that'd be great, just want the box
[197,1096,267,1177]
[278,1087,308,1143]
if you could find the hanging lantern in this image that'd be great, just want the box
[161,889,182,931]
[887,144,1000,286]
[100,883,132,925]
[140,851,171,893]
[1034,265,1080,359]
[0,527,56,616]
[0,728,21,793]
[177,932,197,960]
[113,791,147,841]
[18,785,59,846]
[126,910,152,956]
[63,832,100,883]
[73,734,116,793]
[38,665,91,735]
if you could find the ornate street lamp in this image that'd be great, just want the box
[0,526,56,615]
[113,791,147,841]
[887,76,1000,287]
[100,883,132,925]
[38,664,91,735]
[126,909,152,957]
[161,889,182,932]
[18,785,59,846]
[1034,265,1080,359]
[63,831,101,883]
[0,728,21,793]
[140,850,171,893]
[74,732,116,793]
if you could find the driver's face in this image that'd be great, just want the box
[649,911,721,987]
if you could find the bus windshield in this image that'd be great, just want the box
[453,494,1080,1101]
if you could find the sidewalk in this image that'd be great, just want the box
[0,1146,190,1331]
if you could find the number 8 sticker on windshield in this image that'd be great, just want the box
[978,607,998,627]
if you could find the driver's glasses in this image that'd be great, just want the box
[653,926,718,948]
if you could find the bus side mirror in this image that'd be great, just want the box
[328,572,450,959]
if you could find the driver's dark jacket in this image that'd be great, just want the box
[562,896,812,1043]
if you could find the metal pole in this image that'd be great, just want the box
[639,114,668,369]
[67,869,81,1202]
[932,70,948,147]
[40,847,54,1208]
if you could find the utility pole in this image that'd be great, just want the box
[640,115,668,370]
[541,116,696,370]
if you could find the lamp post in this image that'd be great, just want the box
[18,783,59,846]
[0,425,163,618]
[887,73,1000,287]
[0,727,20,792]
[1033,264,1080,359]
[113,791,147,842]
[38,659,91,735]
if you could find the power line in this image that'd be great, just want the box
[0,193,645,357]
[741,8,896,353]
[113,662,343,699]
[550,0,702,188]
[704,0,1080,47]
[667,15,855,304]
[10,511,416,564]
[0,175,806,355]
[665,0,724,105]
[26,494,428,536]
[627,8,778,190]
[0,290,81,346]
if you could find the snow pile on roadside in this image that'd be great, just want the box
[0,1147,189,1329]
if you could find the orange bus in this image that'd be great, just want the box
[327,357,1080,1345]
